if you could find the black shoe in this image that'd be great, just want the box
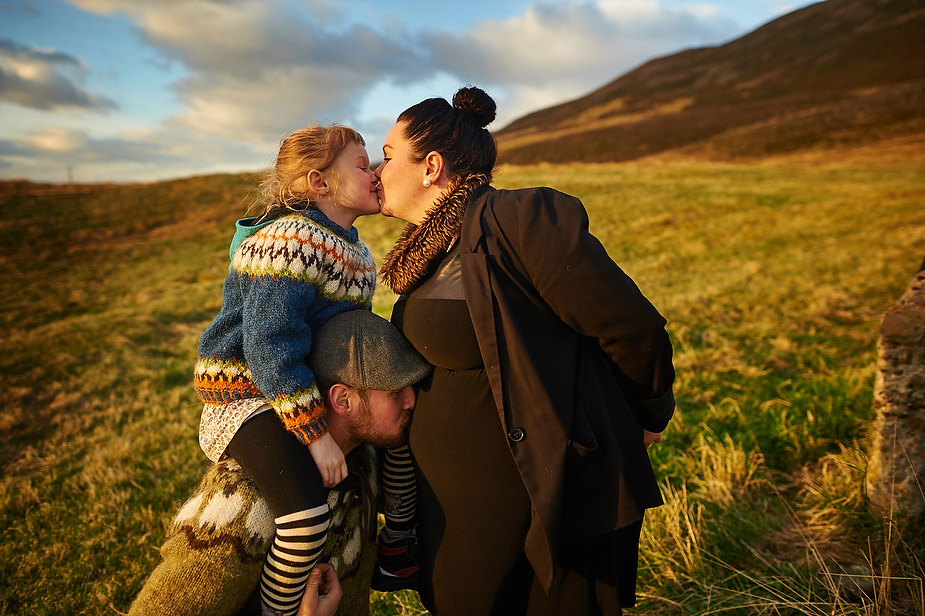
[370,531,419,592]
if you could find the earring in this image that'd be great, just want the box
[423,179,432,188]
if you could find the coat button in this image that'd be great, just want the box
[508,427,525,442]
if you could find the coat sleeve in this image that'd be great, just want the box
[496,187,675,431]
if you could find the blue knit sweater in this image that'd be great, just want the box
[194,208,376,444]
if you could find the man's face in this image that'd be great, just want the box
[348,386,415,448]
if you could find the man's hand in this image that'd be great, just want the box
[297,563,343,616]
[644,430,663,450]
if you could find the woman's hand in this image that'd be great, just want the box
[644,430,663,450]
[297,563,343,616]
[307,432,347,487]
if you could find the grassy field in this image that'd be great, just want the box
[1,154,924,615]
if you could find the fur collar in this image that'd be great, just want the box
[380,174,489,294]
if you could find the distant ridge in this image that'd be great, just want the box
[495,0,925,163]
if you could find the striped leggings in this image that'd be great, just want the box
[383,445,417,534]
[227,412,329,616]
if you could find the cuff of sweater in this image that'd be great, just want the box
[274,387,329,444]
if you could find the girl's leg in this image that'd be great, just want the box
[227,412,329,616]
[382,445,416,535]
[372,445,419,591]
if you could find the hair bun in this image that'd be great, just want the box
[452,86,496,128]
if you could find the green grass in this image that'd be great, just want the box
[1,158,923,615]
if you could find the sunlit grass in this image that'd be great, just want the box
[1,156,923,614]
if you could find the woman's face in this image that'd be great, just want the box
[375,121,431,225]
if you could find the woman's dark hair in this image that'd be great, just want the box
[397,86,497,183]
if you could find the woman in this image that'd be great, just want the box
[375,86,676,615]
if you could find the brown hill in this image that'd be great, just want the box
[495,0,925,163]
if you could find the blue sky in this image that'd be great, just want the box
[0,0,818,183]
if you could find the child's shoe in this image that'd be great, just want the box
[370,530,419,592]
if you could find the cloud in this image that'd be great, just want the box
[0,39,117,111]
[68,0,432,143]
[0,124,268,182]
[420,0,739,126]
[65,0,743,138]
[0,127,171,163]
[8,0,751,182]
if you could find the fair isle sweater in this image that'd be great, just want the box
[128,448,380,616]
[194,208,376,445]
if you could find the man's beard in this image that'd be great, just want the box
[348,401,411,449]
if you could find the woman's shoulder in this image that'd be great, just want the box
[483,185,581,207]
[476,185,585,227]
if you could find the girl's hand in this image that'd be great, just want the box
[644,429,663,450]
[307,432,347,487]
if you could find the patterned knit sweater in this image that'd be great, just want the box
[194,208,376,445]
[128,447,380,616]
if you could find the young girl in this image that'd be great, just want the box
[194,125,380,616]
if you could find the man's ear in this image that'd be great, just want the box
[326,383,353,416]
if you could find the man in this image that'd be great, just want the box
[128,310,431,616]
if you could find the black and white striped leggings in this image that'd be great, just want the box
[383,445,417,534]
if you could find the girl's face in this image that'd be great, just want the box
[323,141,380,227]
[375,121,432,225]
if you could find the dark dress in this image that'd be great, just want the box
[392,243,533,614]
[392,245,625,616]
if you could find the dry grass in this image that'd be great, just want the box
[639,442,924,616]
[1,152,923,614]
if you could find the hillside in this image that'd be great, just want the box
[2,157,924,614]
[495,0,925,163]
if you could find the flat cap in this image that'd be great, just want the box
[310,309,431,391]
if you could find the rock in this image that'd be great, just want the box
[866,262,925,521]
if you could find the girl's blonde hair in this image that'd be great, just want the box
[259,124,365,212]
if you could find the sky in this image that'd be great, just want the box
[0,0,818,183]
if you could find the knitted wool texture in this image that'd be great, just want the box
[129,447,380,616]
[195,210,376,444]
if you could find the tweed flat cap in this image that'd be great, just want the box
[310,310,431,390]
